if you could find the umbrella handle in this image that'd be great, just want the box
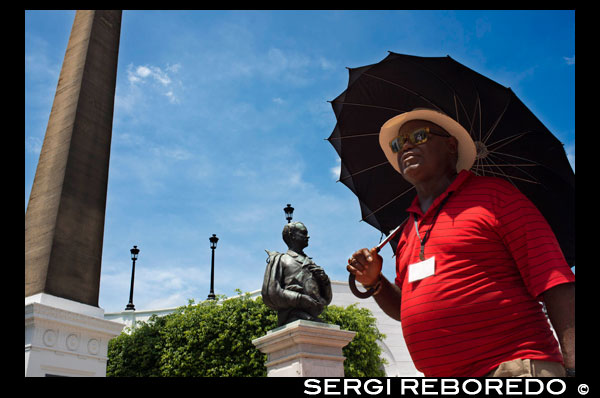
[348,273,378,299]
[348,222,405,299]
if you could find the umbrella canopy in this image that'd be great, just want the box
[328,52,574,266]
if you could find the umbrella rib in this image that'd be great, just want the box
[328,132,380,140]
[478,159,540,187]
[480,156,518,186]
[485,130,533,152]
[455,95,474,131]
[337,160,390,182]
[332,100,406,113]
[476,163,537,167]
[454,94,460,125]
[360,185,415,222]
[361,72,445,113]
[395,57,474,126]
[478,166,542,186]
[477,95,483,143]
[473,156,483,176]
[482,94,512,144]
[364,69,475,131]
[486,149,543,167]
[479,156,487,176]
[468,93,481,141]
[486,152,544,186]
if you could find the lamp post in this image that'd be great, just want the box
[284,203,294,224]
[207,234,219,300]
[125,245,140,311]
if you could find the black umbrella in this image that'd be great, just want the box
[328,52,574,268]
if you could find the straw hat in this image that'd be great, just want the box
[379,108,477,174]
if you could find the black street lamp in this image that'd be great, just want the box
[284,204,294,224]
[207,234,219,300]
[125,245,140,311]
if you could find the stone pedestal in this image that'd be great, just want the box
[25,294,124,377]
[252,320,356,377]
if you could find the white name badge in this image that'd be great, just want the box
[408,256,436,283]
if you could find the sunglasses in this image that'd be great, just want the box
[389,127,451,153]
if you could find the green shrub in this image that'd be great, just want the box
[159,294,277,376]
[107,292,386,377]
[106,315,166,377]
[321,304,386,377]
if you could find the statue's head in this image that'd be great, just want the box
[282,222,309,251]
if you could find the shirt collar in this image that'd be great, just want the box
[286,249,299,257]
[286,249,309,258]
[406,169,473,218]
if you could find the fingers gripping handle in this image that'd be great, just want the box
[348,223,402,299]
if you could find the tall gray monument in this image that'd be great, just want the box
[25,10,122,307]
[25,10,125,377]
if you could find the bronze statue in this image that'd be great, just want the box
[262,222,332,326]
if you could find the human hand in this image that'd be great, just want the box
[311,267,329,282]
[347,247,382,287]
[296,293,320,311]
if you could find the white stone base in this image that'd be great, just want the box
[252,320,356,377]
[25,293,125,377]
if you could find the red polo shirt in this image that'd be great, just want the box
[395,170,575,377]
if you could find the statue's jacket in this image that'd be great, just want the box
[262,249,332,324]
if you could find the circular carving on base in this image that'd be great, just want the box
[66,334,80,351]
[42,329,57,347]
[87,338,100,355]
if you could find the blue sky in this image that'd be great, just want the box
[25,10,575,313]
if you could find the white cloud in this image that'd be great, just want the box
[128,64,171,85]
[136,65,152,78]
[318,56,335,70]
[563,55,575,66]
[198,44,330,88]
[26,136,43,155]
[150,67,171,86]
[127,74,141,84]
[154,146,192,161]
[166,63,181,73]
[126,62,181,103]
[146,293,188,310]
[264,48,312,85]
[165,90,178,104]
[101,264,210,311]
[330,158,341,180]
[109,138,198,196]
[475,18,492,38]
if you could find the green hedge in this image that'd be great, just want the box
[107,292,386,377]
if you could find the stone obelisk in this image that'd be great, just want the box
[25,10,125,377]
[25,10,121,307]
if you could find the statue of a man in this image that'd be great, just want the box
[262,222,332,326]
